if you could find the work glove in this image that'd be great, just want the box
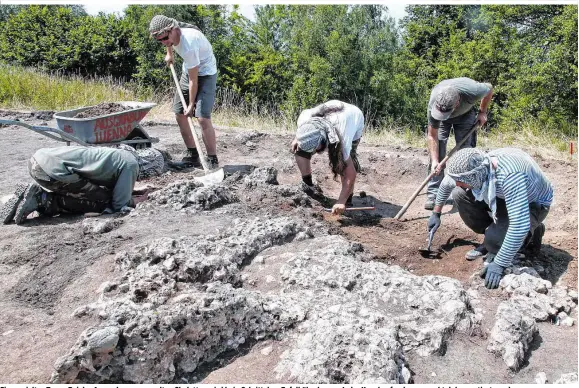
[427,212,441,233]
[479,261,504,289]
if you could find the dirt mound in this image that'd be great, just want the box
[74,103,129,119]
[0,109,54,121]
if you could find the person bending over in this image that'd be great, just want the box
[290,100,364,215]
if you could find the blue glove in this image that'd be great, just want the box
[427,212,441,233]
[481,262,504,289]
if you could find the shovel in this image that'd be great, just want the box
[169,63,224,186]
[394,123,481,220]
[419,228,437,258]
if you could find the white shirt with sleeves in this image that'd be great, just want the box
[173,28,217,76]
[297,100,364,160]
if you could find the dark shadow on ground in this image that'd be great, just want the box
[333,195,403,227]
[520,331,544,370]
[180,338,261,383]
[533,245,575,285]
[440,237,479,252]
[18,212,121,227]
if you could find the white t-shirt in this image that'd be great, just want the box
[173,28,217,76]
[297,100,364,160]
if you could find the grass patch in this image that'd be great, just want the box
[0,64,150,110]
[1,64,575,161]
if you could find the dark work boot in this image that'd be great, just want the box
[14,183,45,224]
[424,196,435,210]
[181,148,202,168]
[1,183,28,224]
[206,155,219,170]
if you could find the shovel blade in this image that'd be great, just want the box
[194,168,225,186]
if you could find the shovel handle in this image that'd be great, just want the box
[324,206,376,212]
[169,63,210,173]
[394,123,481,220]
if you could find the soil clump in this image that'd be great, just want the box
[74,103,129,118]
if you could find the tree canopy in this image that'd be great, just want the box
[0,4,576,136]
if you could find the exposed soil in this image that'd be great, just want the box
[0,110,576,383]
[73,103,129,118]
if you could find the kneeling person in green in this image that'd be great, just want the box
[1,145,166,224]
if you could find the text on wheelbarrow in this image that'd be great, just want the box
[93,110,148,143]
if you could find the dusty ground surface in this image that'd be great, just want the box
[0,111,577,384]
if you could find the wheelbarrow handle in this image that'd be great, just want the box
[0,119,89,146]
[394,123,481,220]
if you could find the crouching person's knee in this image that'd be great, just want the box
[483,224,507,255]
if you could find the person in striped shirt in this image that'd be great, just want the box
[426,148,553,289]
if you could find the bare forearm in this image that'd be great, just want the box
[480,88,493,112]
[189,79,198,105]
[427,125,439,163]
[338,163,356,204]
[338,177,355,204]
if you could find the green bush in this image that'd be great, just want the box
[0,4,576,139]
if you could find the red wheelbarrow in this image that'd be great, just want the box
[0,101,159,148]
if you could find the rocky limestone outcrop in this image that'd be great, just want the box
[52,218,479,384]
[52,216,310,383]
[487,269,577,370]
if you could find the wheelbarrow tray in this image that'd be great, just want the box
[53,101,157,145]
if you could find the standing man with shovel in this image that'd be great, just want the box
[150,15,219,170]
[425,77,493,210]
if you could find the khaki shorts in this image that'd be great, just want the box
[172,71,217,118]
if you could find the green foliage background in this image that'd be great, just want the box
[0,4,576,137]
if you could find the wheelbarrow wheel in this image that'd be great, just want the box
[125,126,152,149]
[128,137,151,149]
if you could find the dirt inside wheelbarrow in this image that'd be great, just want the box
[73,102,129,119]
[0,112,577,384]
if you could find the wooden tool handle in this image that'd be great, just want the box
[394,123,481,220]
[324,206,376,212]
[169,63,209,173]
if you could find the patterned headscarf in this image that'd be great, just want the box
[149,15,177,37]
[446,148,498,222]
[296,117,339,153]
[119,145,166,179]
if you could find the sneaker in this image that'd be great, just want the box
[1,183,28,224]
[424,197,435,210]
[527,223,545,254]
[465,244,488,261]
[300,182,323,197]
[14,183,44,224]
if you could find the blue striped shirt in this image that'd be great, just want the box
[436,148,553,267]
